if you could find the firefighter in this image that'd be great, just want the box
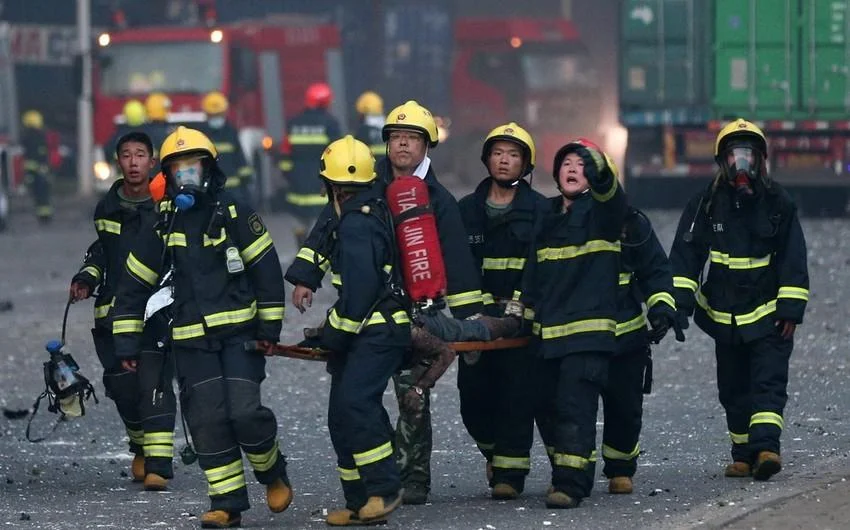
[601,198,683,495]
[521,139,626,508]
[286,100,486,505]
[317,136,409,526]
[279,82,341,244]
[20,110,53,222]
[104,100,147,163]
[69,131,176,490]
[456,122,547,499]
[670,119,809,481]
[111,126,291,528]
[353,91,386,158]
[200,91,254,205]
[143,92,172,155]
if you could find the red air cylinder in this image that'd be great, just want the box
[385,175,447,303]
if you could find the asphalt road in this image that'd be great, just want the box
[1,192,848,529]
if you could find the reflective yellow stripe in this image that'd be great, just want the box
[257,306,285,321]
[165,232,187,247]
[144,445,174,458]
[216,142,235,153]
[364,310,410,326]
[553,452,589,470]
[289,133,330,144]
[144,432,173,445]
[228,205,238,218]
[143,431,174,458]
[591,179,618,202]
[445,290,483,308]
[126,428,145,445]
[536,240,620,262]
[203,228,226,247]
[329,308,360,334]
[777,286,809,301]
[615,314,646,336]
[332,273,342,287]
[492,455,531,470]
[710,251,771,270]
[696,291,733,324]
[673,276,698,292]
[512,290,522,301]
[113,319,143,334]
[337,466,361,481]
[523,307,535,320]
[127,253,158,286]
[647,292,676,310]
[246,441,279,473]
[353,441,393,467]
[238,166,253,177]
[172,322,205,340]
[278,160,294,171]
[540,318,616,340]
[296,247,331,272]
[482,292,496,305]
[203,301,257,328]
[482,257,527,271]
[224,176,241,188]
[532,322,541,335]
[94,218,121,235]
[241,232,273,265]
[81,265,102,283]
[619,272,632,286]
[205,460,243,483]
[729,431,749,444]
[750,411,784,430]
[286,192,328,206]
[208,473,246,496]
[94,298,114,320]
[735,299,777,326]
[602,443,640,460]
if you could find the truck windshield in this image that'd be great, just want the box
[98,41,224,96]
[521,53,598,91]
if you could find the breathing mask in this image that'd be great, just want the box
[166,155,207,210]
[721,143,762,199]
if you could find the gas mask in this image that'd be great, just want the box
[166,155,208,210]
[722,144,762,199]
[208,116,226,129]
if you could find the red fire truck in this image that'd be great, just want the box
[90,16,343,200]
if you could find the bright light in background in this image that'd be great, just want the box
[210,29,223,43]
[600,122,628,185]
[510,36,523,48]
[262,136,274,150]
[93,161,112,181]
[435,116,451,143]
[98,33,110,47]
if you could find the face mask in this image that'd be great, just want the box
[166,156,206,209]
[208,116,226,129]
[726,146,756,197]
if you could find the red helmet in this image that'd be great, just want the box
[552,137,604,181]
[305,82,333,109]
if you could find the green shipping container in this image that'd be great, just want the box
[800,0,850,115]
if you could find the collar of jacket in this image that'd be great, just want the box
[101,178,154,216]
[473,177,538,212]
[336,183,384,218]
[376,156,438,187]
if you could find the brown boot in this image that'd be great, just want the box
[608,476,633,494]
[200,510,241,528]
[143,473,168,491]
[131,454,145,482]
[545,489,579,509]
[492,483,519,500]
[267,478,293,513]
[358,490,402,521]
[476,315,521,340]
[326,508,387,526]
[752,451,782,481]
[724,461,752,478]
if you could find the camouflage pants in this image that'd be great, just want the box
[393,366,431,491]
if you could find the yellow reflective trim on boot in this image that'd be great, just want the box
[353,441,393,467]
[729,431,749,444]
[553,452,589,470]
[602,443,640,460]
[144,445,174,458]
[337,466,361,481]
[208,472,247,496]
[127,428,145,446]
[246,441,279,473]
[205,460,244,483]
[143,432,174,458]
[750,412,784,430]
[492,455,530,470]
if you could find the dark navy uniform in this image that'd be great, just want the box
[112,194,288,513]
[72,179,176,478]
[354,119,386,159]
[21,126,52,220]
[199,122,254,203]
[670,180,808,466]
[457,177,546,492]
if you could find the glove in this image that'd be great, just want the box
[68,281,91,303]
[647,313,671,344]
[577,146,607,184]
[648,305,687,343]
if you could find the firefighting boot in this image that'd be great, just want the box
[402,483,428,505]
[359,490,403,521]
[608,476,633,494]
[143,473,168,491]
[752,452,782,481]
[545,489,580,509]
[267,477,293,513]
[724,461,752,478]
[326,508,387,526]
[200,510,241,528]
[476,316,521,340]
[492,483,519,500]
[131,454,145,482]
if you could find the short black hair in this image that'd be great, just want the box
[116,131,154,157]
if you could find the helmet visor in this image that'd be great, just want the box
[167,155,205,189]
[725,146,758,178]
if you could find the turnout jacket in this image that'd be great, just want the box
[320,185,411,353]
[521,170,627,358]
[21,127,49,175]
[286,157,485,319]
[615,207,676,354]
[111,193,285,356]
[278,108,341,207]
[458,178,547,315]
[670,180,809,343]
[72,179,159,330]
[198,122,253,189]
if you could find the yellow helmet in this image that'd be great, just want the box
[202,91,228,115]
[320,135,376,186]
[382,100,439,148]
[714,118,767,158]
[481,122,536,176]
[355,91,383,115]
[159,126,218,165]
[604,153,619,182]
[22,110,43,129]
[145,92,171,121]
[122,100,147,126]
